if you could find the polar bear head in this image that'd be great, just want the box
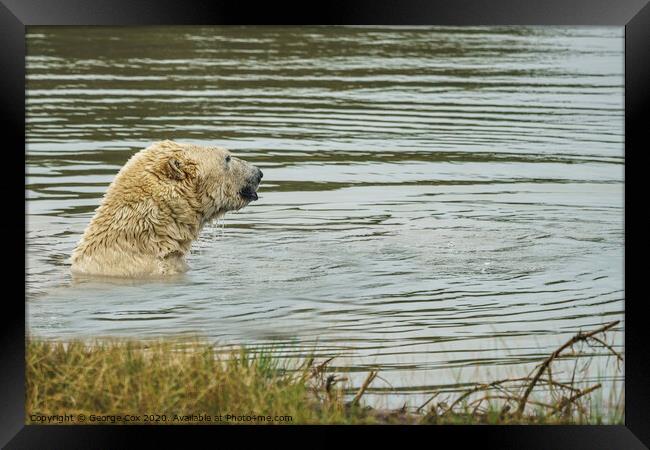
[70,140,263,277]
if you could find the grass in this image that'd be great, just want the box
[26,322,624,425]
[26,340,373,424]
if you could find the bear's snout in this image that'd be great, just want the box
[246,166,262,187]
[239,166,262,202]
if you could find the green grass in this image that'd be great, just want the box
[26,327,624,425]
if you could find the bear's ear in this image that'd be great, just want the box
[165,157,187,180]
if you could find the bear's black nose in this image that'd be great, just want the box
[256,168,263,182]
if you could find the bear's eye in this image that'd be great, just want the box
[225,155,231,163]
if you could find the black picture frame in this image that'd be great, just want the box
[3,0,648,447]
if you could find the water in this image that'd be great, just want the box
[26,26,624,410]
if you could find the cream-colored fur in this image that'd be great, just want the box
[71,140,262,277]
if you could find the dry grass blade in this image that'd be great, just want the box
[416,392,438,413]
[304,356,336,384]
[317,356,336,371]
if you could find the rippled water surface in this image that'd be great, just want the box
[26,26,624,408]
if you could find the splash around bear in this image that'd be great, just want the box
[70,140,263,277]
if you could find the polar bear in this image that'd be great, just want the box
[70,140,263,277]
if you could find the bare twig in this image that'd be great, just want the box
[445,377,537,414]
[553,383,602,416]
[442,374,585,417]
[350,371,378,406]
[470,396,485,415]
[587,335,623,362]
[516,321,619,415]
[476,394,556,411]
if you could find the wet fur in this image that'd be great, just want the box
[71,140,261,277]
